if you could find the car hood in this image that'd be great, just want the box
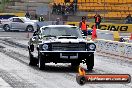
[31,20,38,22]
[41,37,93,44]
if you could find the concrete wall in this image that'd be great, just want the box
[96,39,132,59]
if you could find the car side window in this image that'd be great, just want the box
[13,18,23,23]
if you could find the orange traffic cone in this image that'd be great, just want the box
[130,33,132,40]
[91,25,97,41]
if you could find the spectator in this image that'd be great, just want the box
[61,3,65,15]
[125,14,132,24]
[55,18,60,25]
[73,1,77,14]
[73,0,77,12]
[52,3,57,14]
[56,3,62,15]
[52,2,77,15]
[70,2,74,14]
[79,16,87,36]
[94,14,102,29]
[65,2,70,14]
[34,13,38,20]
[38,15,44,22]
[25,11,30,18]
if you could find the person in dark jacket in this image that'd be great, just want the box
[125,14,132,24]
[61,3,65,15]
[25,11,30,18]
[52,3,57,14]
[55,18,60,25]
[38,15,44,22]
[57,3,61,14]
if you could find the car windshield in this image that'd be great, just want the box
[42,27,83,38]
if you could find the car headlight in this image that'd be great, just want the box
[89,44,96,50]
[43,44,48,50]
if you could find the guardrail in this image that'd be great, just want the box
[96,39,132,59]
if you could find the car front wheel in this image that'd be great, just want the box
[86,53,94,71]
[29,52,37,66]
[38,52,45,70]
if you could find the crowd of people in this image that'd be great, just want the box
[51,2,77,15]
[25,12,45,22]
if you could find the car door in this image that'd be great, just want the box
[11,18,25,30]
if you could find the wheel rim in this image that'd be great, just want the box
[27,27,33,32]
[5,25,10,31]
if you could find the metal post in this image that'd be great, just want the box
[48,7,51,21]
[103,0,105,22]
[26,0,29,12]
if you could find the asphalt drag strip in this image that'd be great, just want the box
[0,38,132,88]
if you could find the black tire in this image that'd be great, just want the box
[26,25,34,32]
[86,53,94,71]
[38,52,45,70]
[79,76,86,85]
[3,24,10,32]
[29,52,37,66]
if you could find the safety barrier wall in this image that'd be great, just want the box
[96,29,114,41]
[65,22,132,33]
[96,39,132,59]
[96,29,120,41]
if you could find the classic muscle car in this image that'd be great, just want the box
[28,25,96,70]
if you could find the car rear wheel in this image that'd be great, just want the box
[26,25,34,32]
[86,53,94,71]
[38,52,45,70]
[3,24,10,32]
